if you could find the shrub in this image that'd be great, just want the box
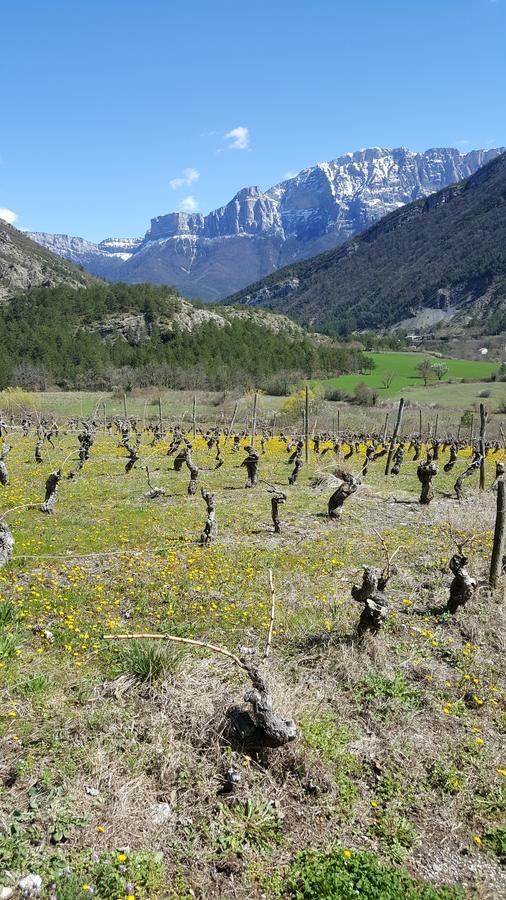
[281,388,320,423]
[261,373,299,396]
[353,382,378,406]
[0,387,42,415]
[324,388,345,401]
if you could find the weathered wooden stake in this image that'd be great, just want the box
[251,392,258,447]
[489,479,505,589]
[123,393,128,419]
[385,398,405,476]
[305,384,310,463]
[192,395,197,439]
[479,403,487,491]
[158,397,164,434]
[226,401,239,443]
[382,413,389,442]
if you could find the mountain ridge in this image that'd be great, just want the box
[27,146,503,300]
[225,150,506,336]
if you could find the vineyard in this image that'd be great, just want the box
[0,403,505,899]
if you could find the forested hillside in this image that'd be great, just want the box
[0,282,370,390]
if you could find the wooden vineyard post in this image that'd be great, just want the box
[251,392,258,447]
[382,413,389,442]
[419,409,423,441]
[489,479,505,590]
[123,393,128,419]
[305,384,310,463]
[385,398,405,476]
[479,403,487,491]
[433,413,439,442]
[158,397,164,434]
[192,395,197,439]
[226,401,239,443]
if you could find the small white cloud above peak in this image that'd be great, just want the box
[180,195,199,213]
[283,170,298,180]
[0,208,17,225]
[224,126,250,150]
[169,168,200,190]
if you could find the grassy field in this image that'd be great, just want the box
[0,353,504,439]
[0,389,227,423]
[316,351,502,399]
[0,427,505,898]
[396,379,506,410]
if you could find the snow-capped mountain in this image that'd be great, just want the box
[28,147,504,300]
[26,233,143,279]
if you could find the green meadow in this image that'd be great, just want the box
[315,351,500,399]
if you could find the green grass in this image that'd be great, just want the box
[314,351,501,399]
[396,379,506,410]
[0,429,505,896]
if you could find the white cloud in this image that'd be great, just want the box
[169,167,200,190]
[283,170,298,180]
[179,195,199,213]
[224,126,250,150]
[0,207,17,224]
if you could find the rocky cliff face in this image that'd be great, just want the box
[28,147,504,300]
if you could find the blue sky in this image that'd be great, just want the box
[1,0,505,241]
